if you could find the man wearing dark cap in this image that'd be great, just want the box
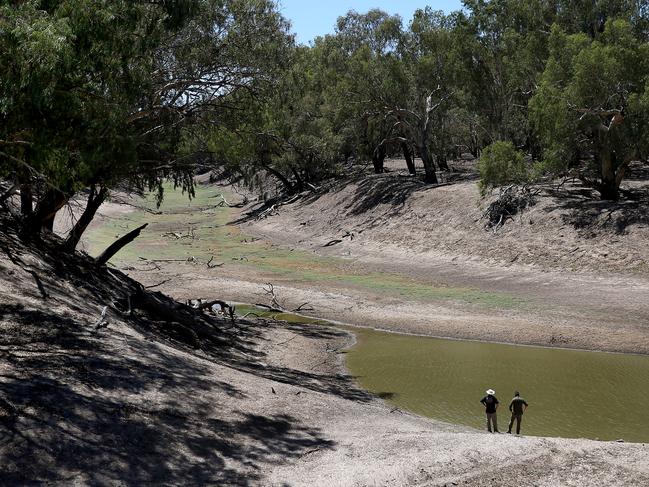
[507,391,529,435]
[480,389,500,433]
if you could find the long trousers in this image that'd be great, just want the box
[486,412,498,432]
[508,413,523,434]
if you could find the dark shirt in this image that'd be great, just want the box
[480,395,499,414]
[509,396,528,415]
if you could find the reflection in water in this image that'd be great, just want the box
[345,327,649,443]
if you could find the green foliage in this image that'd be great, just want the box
[529,19,649,198]
[478,141,528,195]
[3,0,648,226]
[1,0,292,218]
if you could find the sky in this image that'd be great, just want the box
[277,1,464,45]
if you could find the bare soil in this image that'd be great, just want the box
[2,214,649,486]
[236,159,649,354]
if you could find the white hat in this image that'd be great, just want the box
[486,389,495,395]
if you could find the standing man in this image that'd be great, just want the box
[507,391,529,435]
[480,389,500,433]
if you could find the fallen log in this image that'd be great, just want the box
[126,290,230,347]
[96,223,148,266]
[196,299,236,323]
[322,239,342,247]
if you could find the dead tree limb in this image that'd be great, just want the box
[196,299,236,323]
[262,283,284,310]
[322,239,342,247]
[293,302,314,312]
[145,279,171,289]
[95,223,148,266]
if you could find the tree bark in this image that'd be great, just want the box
[598,148,618,200]
[372,143,386,174]
[262,163,296,195]
[64,185,108,252]
[402,142,416,175]
[20,183,33,216]
[289,165,304,192]
[26,189,67,233]
[436,152,449,171]
[95,223,148,266]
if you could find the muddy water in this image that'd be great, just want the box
[345,327,649,443]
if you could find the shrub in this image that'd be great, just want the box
[478,141,529,195]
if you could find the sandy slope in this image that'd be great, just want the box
[2,219,649,486]
[9,166,644,485]
[237,164,649,354]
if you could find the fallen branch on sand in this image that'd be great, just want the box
[206,256,224,268]
[293,302,314,312]
[145,279,171,289]
[322,239,342,247]
[256,194,301,220]
[262,283,284,311]
[187,298,236,323]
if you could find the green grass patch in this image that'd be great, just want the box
[85,182,530,311]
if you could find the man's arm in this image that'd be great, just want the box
[509,400,513,412]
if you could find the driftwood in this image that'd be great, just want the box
[145,279,171,289]
[255,193,301,221]
[262,283,284,310]
[125,289,230,348]
[197,299,236,323]
[322,239,342,247]
[96,223,148,266]
[293,302,314,312]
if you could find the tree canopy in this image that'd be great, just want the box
[1,0,648,252]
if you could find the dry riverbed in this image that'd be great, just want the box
[40,173,649,485]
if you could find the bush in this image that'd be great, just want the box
[478,141,529,195]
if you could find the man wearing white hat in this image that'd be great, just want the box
[480,389,500,433]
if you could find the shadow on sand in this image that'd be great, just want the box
[0,218,389,484]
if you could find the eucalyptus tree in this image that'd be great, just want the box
[455,0,556,153]
[0,0,292,248]
[530,20,649,200]
[332,9,407,174]
[385,8,460,183]
[201,43,343,197]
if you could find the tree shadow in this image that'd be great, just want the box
[0,214,395,484]
[343,174,428,216]
[0,305,335,485]
[230,169,459,226]
[543,179,649,236]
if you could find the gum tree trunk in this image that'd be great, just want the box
[401,142,416,175]
[372,143,386,174]
[64,185,108,251]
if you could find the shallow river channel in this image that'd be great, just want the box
[345,327,649,443]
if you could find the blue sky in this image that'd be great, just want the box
[277,1,464,44]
